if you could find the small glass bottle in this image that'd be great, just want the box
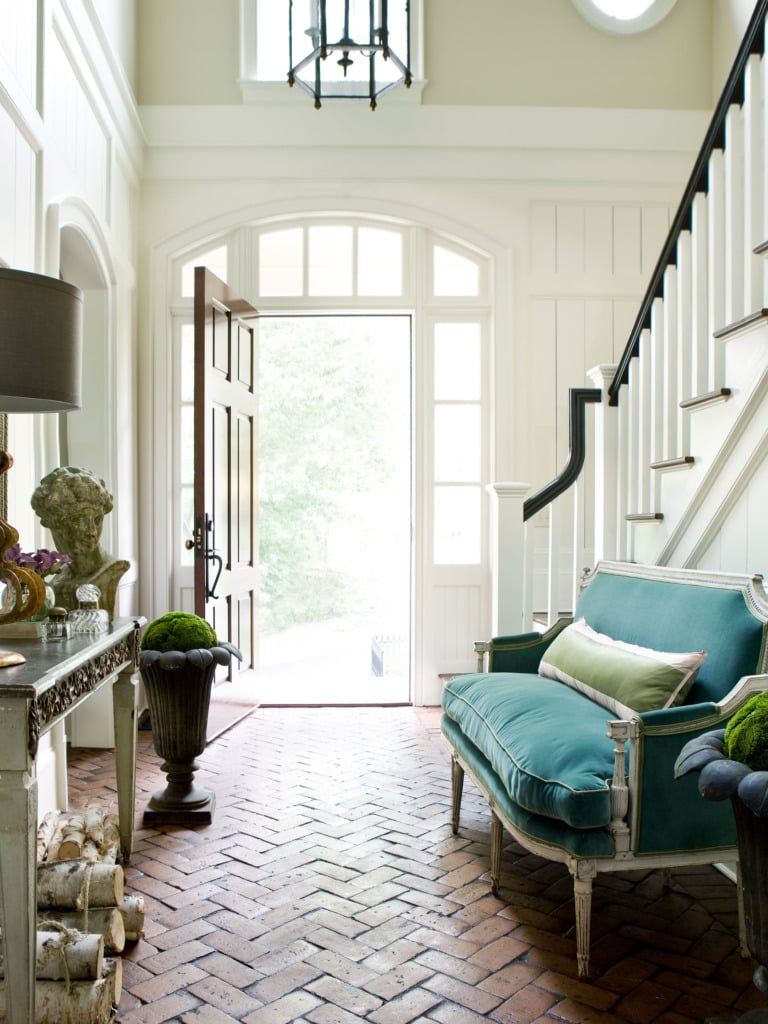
[68,584,109,634]
[44,606,71,642]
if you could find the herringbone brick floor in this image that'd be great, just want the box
[67,706,766,1024]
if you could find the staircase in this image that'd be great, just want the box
[492,0,768,634]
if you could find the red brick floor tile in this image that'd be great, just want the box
[62,707,763,1024]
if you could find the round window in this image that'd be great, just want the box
[571,0,678,34]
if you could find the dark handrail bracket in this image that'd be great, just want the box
[523,388,601,522]
[608,0,768,407]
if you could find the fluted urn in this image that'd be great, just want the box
[139,612,241,826]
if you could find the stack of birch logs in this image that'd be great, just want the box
[0,802,145,1023]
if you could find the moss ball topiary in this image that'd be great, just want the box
[142,611,218,653]
[724,690,768,771]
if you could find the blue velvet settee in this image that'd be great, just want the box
[441,560,768,976]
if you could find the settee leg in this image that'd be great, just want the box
[490,811,503,895]
[451,756,464,834]
[571,860,597,978]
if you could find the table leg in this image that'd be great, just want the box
[0,765,37,1023]
[112,666,138,863]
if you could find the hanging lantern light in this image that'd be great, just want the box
[288,1,412,110]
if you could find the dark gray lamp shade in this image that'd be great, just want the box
[0,268,83,412]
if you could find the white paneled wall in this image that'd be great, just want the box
[525,199,673,610]
[698,454,768,575]
[527,200,673,474]
[0,1,142,768]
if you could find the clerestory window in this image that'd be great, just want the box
[239,0,423,100]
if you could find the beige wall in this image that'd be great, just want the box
[136,0,721,110]
[712,0,762,93]
[424,0,713,109]
[129,0,762,113]
[136,0,240,104]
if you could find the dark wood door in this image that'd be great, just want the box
[193,267,259,678]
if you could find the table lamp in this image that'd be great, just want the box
[0,268,83,627]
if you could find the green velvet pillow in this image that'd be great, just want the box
[539,618,706,716]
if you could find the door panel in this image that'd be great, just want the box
[194,267,259,678]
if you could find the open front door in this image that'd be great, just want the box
[193,267,259,679]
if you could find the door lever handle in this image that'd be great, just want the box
[206,550,223,600]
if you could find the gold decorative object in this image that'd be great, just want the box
[0,453,47,622]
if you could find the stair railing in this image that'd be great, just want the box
[609,0,768,406]
[487,0,768,634]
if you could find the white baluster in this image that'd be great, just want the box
[662,263,678,459]
[648,298,665,512]
[724,102,745,325]
[626,353,640,517]
[547,498,560,628]
[587,365,618,563]
[636,326,653,513]
[761,27,768,307]
[690,191,709,397]
[522,518,535,632]
[676,230,692,455]
[616,383,630,560]
[708,147,726,388]
[743,54,764,315]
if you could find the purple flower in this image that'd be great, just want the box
[5,545,73,579]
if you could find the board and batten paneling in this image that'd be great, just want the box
[697,454,768,577]
[0,106,36,270]
[432,583,484,673]
[46,22,110,222]
[530,201,672,279]
[0,0,37,101]
[526,201,674,485]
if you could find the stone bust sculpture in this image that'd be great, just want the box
[30,466,129,618]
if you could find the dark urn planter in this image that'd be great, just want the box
[676,728,768,1022]
[140,646,234,826]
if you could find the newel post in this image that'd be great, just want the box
[487,482,530,636]
[588,365,619,562]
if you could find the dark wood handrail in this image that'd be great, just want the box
[523,388,601,521]
[608,0,768,407]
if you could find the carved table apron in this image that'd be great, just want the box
[0,616,144,1023]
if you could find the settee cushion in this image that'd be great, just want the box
[539,618,706,715]
[441,672,618,829]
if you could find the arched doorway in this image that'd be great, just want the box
[147,205,498,706]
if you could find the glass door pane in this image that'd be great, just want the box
[256,314,412,704]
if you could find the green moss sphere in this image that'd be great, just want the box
[724,691,768,771]
[141,611,218,653]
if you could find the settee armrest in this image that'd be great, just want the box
[613,675,768,856]
[638,702,719,729]
[475,617,571,672]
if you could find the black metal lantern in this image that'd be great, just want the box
[288,1,411,110]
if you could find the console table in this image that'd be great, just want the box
[0,616,144,1024]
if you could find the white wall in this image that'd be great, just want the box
[0,0,142,610]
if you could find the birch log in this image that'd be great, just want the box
[0,976,115,1023]
[38,908,126,955]
[117,895,145,942]
[37,862,124,910]
[0,930,103,981]
[102,956,123,1005]
[57,816,86,861]
[41,816,66,864]
[83,804,105,848]
[36,811,61,863]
